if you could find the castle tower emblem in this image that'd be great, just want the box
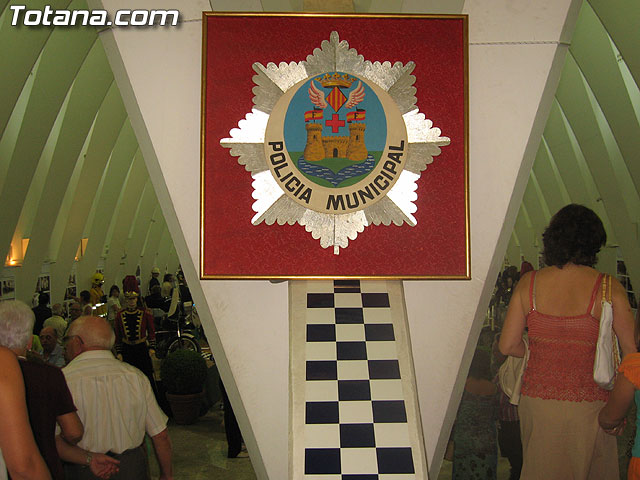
[303,73,368,163]
[286,72,381,190]
[221,31,451,253]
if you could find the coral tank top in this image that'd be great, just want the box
[521,271,609,402]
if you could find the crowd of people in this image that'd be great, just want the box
[2,203,639,479]
[451,204,639,480]
[0,269,181,479]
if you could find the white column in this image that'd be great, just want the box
[89,1,581,477]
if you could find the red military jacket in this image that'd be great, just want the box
[114,307,156,353]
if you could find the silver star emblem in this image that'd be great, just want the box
[221,31,450,254]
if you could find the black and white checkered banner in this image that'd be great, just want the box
[290,280,428,479]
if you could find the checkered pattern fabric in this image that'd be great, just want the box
[303,280,416,479]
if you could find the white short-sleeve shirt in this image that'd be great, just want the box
[63,350,167,454]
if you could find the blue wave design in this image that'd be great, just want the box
[298,155,376,187]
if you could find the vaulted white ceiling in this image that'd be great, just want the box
[508,0,640,297]
[0,0,180,302]
[0,0,637,305]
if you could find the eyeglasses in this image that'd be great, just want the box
[62,335,84,346]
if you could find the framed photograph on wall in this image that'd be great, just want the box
[37,274,50,294]
[201,13,468,279]
[0,277,15,302]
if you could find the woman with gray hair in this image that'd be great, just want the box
[0,300,82,479]
[0,301,118,479]
[0,299,37,352]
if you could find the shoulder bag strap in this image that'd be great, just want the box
[590,273,606,316]
[529,271,537,312]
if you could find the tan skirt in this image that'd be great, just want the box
[519,395,618,480]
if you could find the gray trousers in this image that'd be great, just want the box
[64,444,150,480]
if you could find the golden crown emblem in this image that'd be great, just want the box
[316,72,356,88]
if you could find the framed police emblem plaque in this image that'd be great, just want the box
[201,13,468,279]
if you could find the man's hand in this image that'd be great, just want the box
[116,354,123,361]
[90,453,120,479]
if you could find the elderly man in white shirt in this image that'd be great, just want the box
[62,316,173,480]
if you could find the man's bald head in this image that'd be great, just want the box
[67,316,115,351]
[40,326,56,337]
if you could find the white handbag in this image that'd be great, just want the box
[498,334,529,405]
[593,274,621,390]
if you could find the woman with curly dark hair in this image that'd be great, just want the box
[499,204,636,479]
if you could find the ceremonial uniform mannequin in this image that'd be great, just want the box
[114,276,156,389]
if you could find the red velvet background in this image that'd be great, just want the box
[202,14,468,278]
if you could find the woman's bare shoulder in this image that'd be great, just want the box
[513,269,534,300]
[537,264,599,281]
[0,348,22,392]
[520,269,536,281]
[610,274,629,294]
[0,346,17,364]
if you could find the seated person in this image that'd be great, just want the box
[40,327,65,368]
[43,304,68,342]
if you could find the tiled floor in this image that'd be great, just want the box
[297,280,424,479]
[150,340,634,479]
[148,407,257,480]
[437,457,511,480]
[151,406,632,480]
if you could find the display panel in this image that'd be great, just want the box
[201,13,468,279]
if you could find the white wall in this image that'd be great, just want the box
[90,0,580,478]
